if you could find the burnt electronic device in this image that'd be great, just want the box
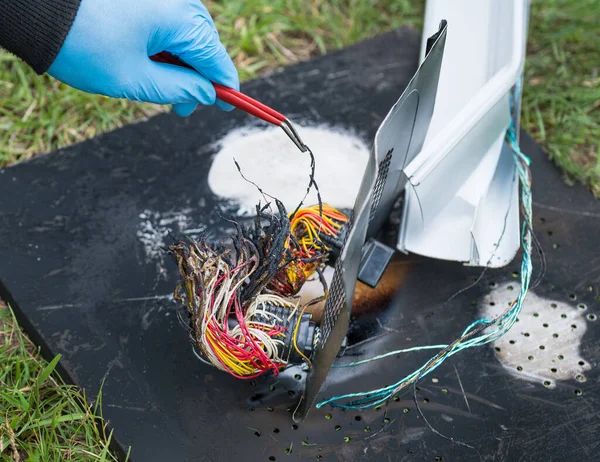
[3,14,599,460]
[166,22,447,413]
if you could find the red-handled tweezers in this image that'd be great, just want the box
[150,51,307,153]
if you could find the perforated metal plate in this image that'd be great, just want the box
[295,21,448,423]
[1,28,599,462]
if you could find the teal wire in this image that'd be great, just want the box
[317,104,533,410]
[332,345,448,368]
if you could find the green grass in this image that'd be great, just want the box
[0,302,126,461]
[522,0,600,196]
[0,0,598,459]
[0,0,423,165]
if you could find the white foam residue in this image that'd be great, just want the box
[482,282,592,388]
[207,125,370,215]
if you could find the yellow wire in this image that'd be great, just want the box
[292,305,313,369]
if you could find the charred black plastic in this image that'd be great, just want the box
[357,238,395,288]
[225,303,317,365]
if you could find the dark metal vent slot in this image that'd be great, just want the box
[369,149,393,223]
[320,211,354,344]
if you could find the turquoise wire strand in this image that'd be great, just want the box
[317,102,533,410]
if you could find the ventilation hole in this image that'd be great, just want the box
[509,340,516,345]
[432,377,439,383]
[374,405,382,411]
[596,295,600,302]
[571,324,577,329]
[561,314,567,319]
[528,356,534,360]
[551,303,557,308]
[490,302,496,306]
[294,374,302,380]
[507,286,514,291]
[383,417,391,424]
[533,313,539,317]
[269,385,276,392]
[285,446,292,455]
[569,294,577,301]
[471,300,477,306]
[517,366,523,371]
[539,345,545,350]
[335,425,341,431]
[273,428,280,434]
[255,431,261,437]
[268,406,274,412]
[544,381,552,387]
[524,332,530,337]
[578,304,587,311]
[364,426,371,433]
[393,396,400,402]
[435,457,443,462]
[249,406,255,412]
[579,361,585,366]
[354,416,362,422]
[490,281,497,288]
[553,244,560,250]
[325,414,332,420]
[576,374,585,382]
[316,456,323,461]
[403,408,410,413]
[540,217,546,223]
[587,314,597,321]
[441,388,448,394]
[575,389,583,396]
[292,424,298,430]
[547,230,553,236]
[423,398,430,404]
[551,368,557,373]
[512,272,519,278]
[587,286,594,292]
[553,333,559,338]
[558,355,564,360]
[415,387,420,392]
[495,347,501,352]
[269,457,276,461]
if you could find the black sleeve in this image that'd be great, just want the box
[0,0,82,75]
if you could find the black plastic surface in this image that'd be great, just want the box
[1,27,600,462]
[357,239,396,288]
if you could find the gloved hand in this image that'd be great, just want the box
[48,0,239,116]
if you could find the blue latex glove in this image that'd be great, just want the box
[48,0,239,116]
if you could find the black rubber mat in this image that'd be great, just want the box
[1,26,599,462]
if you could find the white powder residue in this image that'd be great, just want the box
[482,282,592,388]
[208,125,370,215]
[137,209,205,266]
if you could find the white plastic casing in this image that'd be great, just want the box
[397,0,530,267]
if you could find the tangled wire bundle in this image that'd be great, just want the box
[169,200,348,378]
